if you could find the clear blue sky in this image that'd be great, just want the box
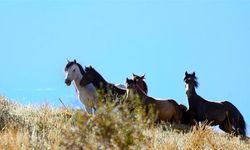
[0,0,249,134]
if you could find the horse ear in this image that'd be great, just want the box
[132,73,136,77]
[192,72,195,76]
[126,78,129,83]
[141,74,145,79]
[73,59,76,63]
[185,71,188,76]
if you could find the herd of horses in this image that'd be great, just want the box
[64,59,246,137]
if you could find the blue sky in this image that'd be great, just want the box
[0,0,249,134]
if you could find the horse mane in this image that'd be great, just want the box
[85,66,107,83]
[184,73,199,88]
[65,61,85,75]
[65,61,75,71]
[193,77,199,88]
[76,63,85,75]
[142,81,148,93]
[84,66,126,95]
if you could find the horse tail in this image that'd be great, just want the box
[222,101,246,136]
[238,112,246,136]
[239,114,246,136]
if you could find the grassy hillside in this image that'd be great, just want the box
[0,96,249,150]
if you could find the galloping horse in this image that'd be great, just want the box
[125,78,183,124]
[184,71,246,136]
[64,60,97,114]
[80,66,126,102]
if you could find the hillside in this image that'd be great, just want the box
[0,96,249,150]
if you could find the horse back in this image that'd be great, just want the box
[108,83,126,95]
[221,101,240,115]
[113,85,126,95]
[167,99,179,106]
[156,99,183,116]
[221,101,236,108]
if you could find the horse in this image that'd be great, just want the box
[178,104,191,125]
[131,73,148,94]
[125,78,183,124]
[79,66,127,102]
[184,71,246,136]
[64,60,97,114]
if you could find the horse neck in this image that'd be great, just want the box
[134,85,149,101]
[186,85,197,99]
[73,72,84,91]
[186,86,204,107]
[138,81,148,94]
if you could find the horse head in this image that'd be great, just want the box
[132,73,148,94]
[184,71,199,97]
[132,73,145,80]
[64,59,85,86]
[126,78,136,89]
[125,77,147,98]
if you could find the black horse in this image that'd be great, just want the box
[184,71,246,136]
[80,66,126,101]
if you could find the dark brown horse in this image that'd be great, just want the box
[125,78,183,124]
[184,71,246,136]
[80,66,126,101]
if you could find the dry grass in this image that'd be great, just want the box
[0,96,249,150]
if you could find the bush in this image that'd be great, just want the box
[0,96,70,149]
[0,96,249,149]
[60,96,154,149]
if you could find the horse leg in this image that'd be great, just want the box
[84,105,93,115]
[92,96,97,112]
[219,123,227,133]
[84,99,93,114]
[222,111,239,136]
[154,117,160,124]
[186,110,196,125]
[230,114,246,136]
[93,106,96,113]
[173,113,181,124]
[232,117,243,136]
[219,121,233,135]
[153,115,161,129]
[236,114,246,136]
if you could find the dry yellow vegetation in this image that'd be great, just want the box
[0,96,249,150]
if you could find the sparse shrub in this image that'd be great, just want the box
[0,96,25,130]
[0,96,71,149]
[60,96,154,149]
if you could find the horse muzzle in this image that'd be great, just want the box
[65,79,72,86]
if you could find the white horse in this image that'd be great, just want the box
[64,59,97,114]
